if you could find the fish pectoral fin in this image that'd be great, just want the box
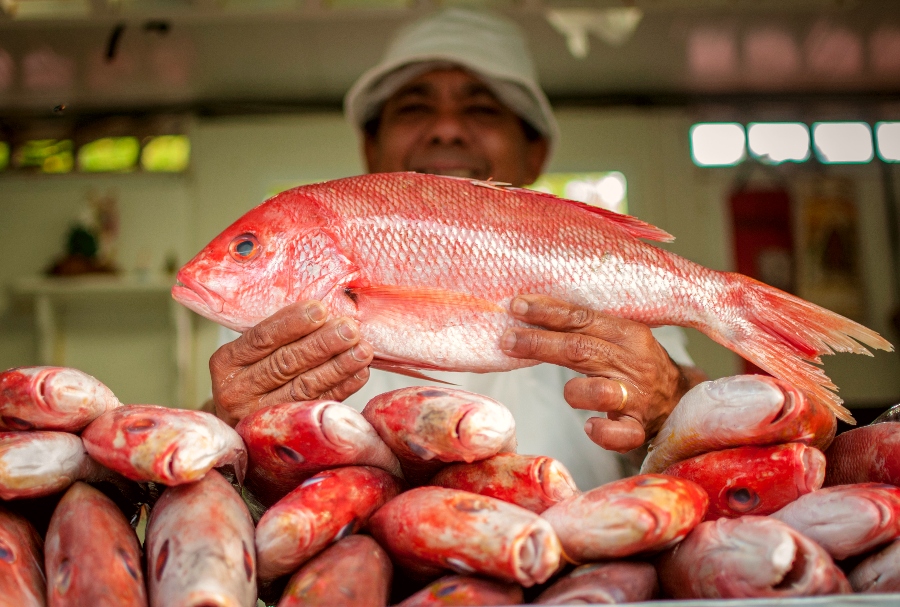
[347,285,506,320]
[370,360,456,385]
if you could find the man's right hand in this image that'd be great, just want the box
[208,300,373,426]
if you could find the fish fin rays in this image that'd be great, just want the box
[370,360,456,385]
[712,274,893,425]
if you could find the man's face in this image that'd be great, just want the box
[364,68,548,187]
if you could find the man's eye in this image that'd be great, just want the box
[395,103,432,115]
[466,104,502,116]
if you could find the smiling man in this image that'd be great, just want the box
[208,8,705,489]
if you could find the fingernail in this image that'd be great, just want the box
[307,303,326,322]
[510,298,528,316]
[338,322,356,341]
[584,419,595,434]
[500,329,517,351]
[350,344,367,361]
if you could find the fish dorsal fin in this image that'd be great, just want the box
[464,178,675,243]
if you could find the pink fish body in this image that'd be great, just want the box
[145,470,256,607]
[235,400,401,505]
[0,366,120,432]
[368,486,561,586]
[0,431,103,500]
[362,386,516,484]
[662,443,825,520]
[541,474,707,562]
[82,405,247,486]
[429,453,578,514]
[770,483,900,560]
[276,535,392,607]
[395,575,524,607]
[657,516,850,598]
[848,539,900,593]
[533,561,659,605]
[824,422,900,487]
[642,375,836,474]
[255,465,403,583]
[172,172,891,423]
[0,505,45,607]
[45,482,147,607]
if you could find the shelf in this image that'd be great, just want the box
[12,274,176,301]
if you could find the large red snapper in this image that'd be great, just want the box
[145,469,256,607]
[276,535,392,607]
[255,465,403,583]
[533,561,659,605]
[235,400,401,505]
[770,483,900,560]
[361,386,516,485]
[541,474,707,562]
[824,422,900,487]
[0,366,120,432]
[0,431,105,500]
[171,172,891,423]
[657,516,850,598]
[429,453,578,514]
[0,504,45,607]
[662,443,825,520]
[82,405,247,486]
[367,486,561,586]
[641,375,836,474]
[45,482,147,607]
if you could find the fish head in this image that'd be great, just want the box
[532,456,579,503]
[173,191,354,332]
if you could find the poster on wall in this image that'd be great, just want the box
[794,176,865,323]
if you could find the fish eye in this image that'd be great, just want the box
[727,487,761,512]
[229,234,260,262]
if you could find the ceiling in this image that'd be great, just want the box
[0,0,898,118]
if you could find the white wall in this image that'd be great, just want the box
[1,108,898,410]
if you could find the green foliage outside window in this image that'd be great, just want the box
[78,137,140,172]
[141,135,190,172]
[15,139,74,173]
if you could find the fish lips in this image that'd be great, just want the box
[172,272,225,315]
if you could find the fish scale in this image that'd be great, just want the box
[173,172,892,422]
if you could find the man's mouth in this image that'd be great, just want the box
[420,167,480,178]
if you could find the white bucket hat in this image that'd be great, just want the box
[343,8,559,154]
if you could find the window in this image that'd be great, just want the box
[530,171,628,214]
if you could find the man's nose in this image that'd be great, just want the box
[425,109,470,145]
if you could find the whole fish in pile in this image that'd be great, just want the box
[4,360,900,605]
[44,482,147,607]
[82,405,247,486]
[0,366,120,432]
[276,535,392,607]
[663,443,825,520]
[236,400,401,505]
[824,421,900,486]
[533,561,659,605]
[362,386,517,485]
[0,505,45,607]
[542,474,708,562]
[172,172,891,423]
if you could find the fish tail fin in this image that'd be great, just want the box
[707,274,893,424]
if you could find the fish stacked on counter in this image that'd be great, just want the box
[3,366,900,606]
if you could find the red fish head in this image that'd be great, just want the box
[173,191,354,331]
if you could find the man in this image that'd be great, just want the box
[208,8,705,488]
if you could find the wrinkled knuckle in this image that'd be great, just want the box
[290,374,318,401]
[569,307,594,329]
[271,347,301,378]
[564,335,597,363]
[246,325,276,350]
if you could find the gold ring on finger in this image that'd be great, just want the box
[611,379,628,412]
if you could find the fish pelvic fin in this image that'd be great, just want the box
[370,360,456,385]
[711,273,893,424]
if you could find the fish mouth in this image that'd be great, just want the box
[512,522,560,586]
[537,457,579,503]
[455,405,515,459]
[318,402,368,453]
[799,445,826,492]
[172,272,225,314]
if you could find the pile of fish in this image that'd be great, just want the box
[2,366,900,606]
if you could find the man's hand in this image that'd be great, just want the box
[209,300,374,426]
[499,294,704,453]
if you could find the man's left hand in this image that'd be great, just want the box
[500,294,701,453]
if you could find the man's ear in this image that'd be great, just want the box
[523,136,549,186]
